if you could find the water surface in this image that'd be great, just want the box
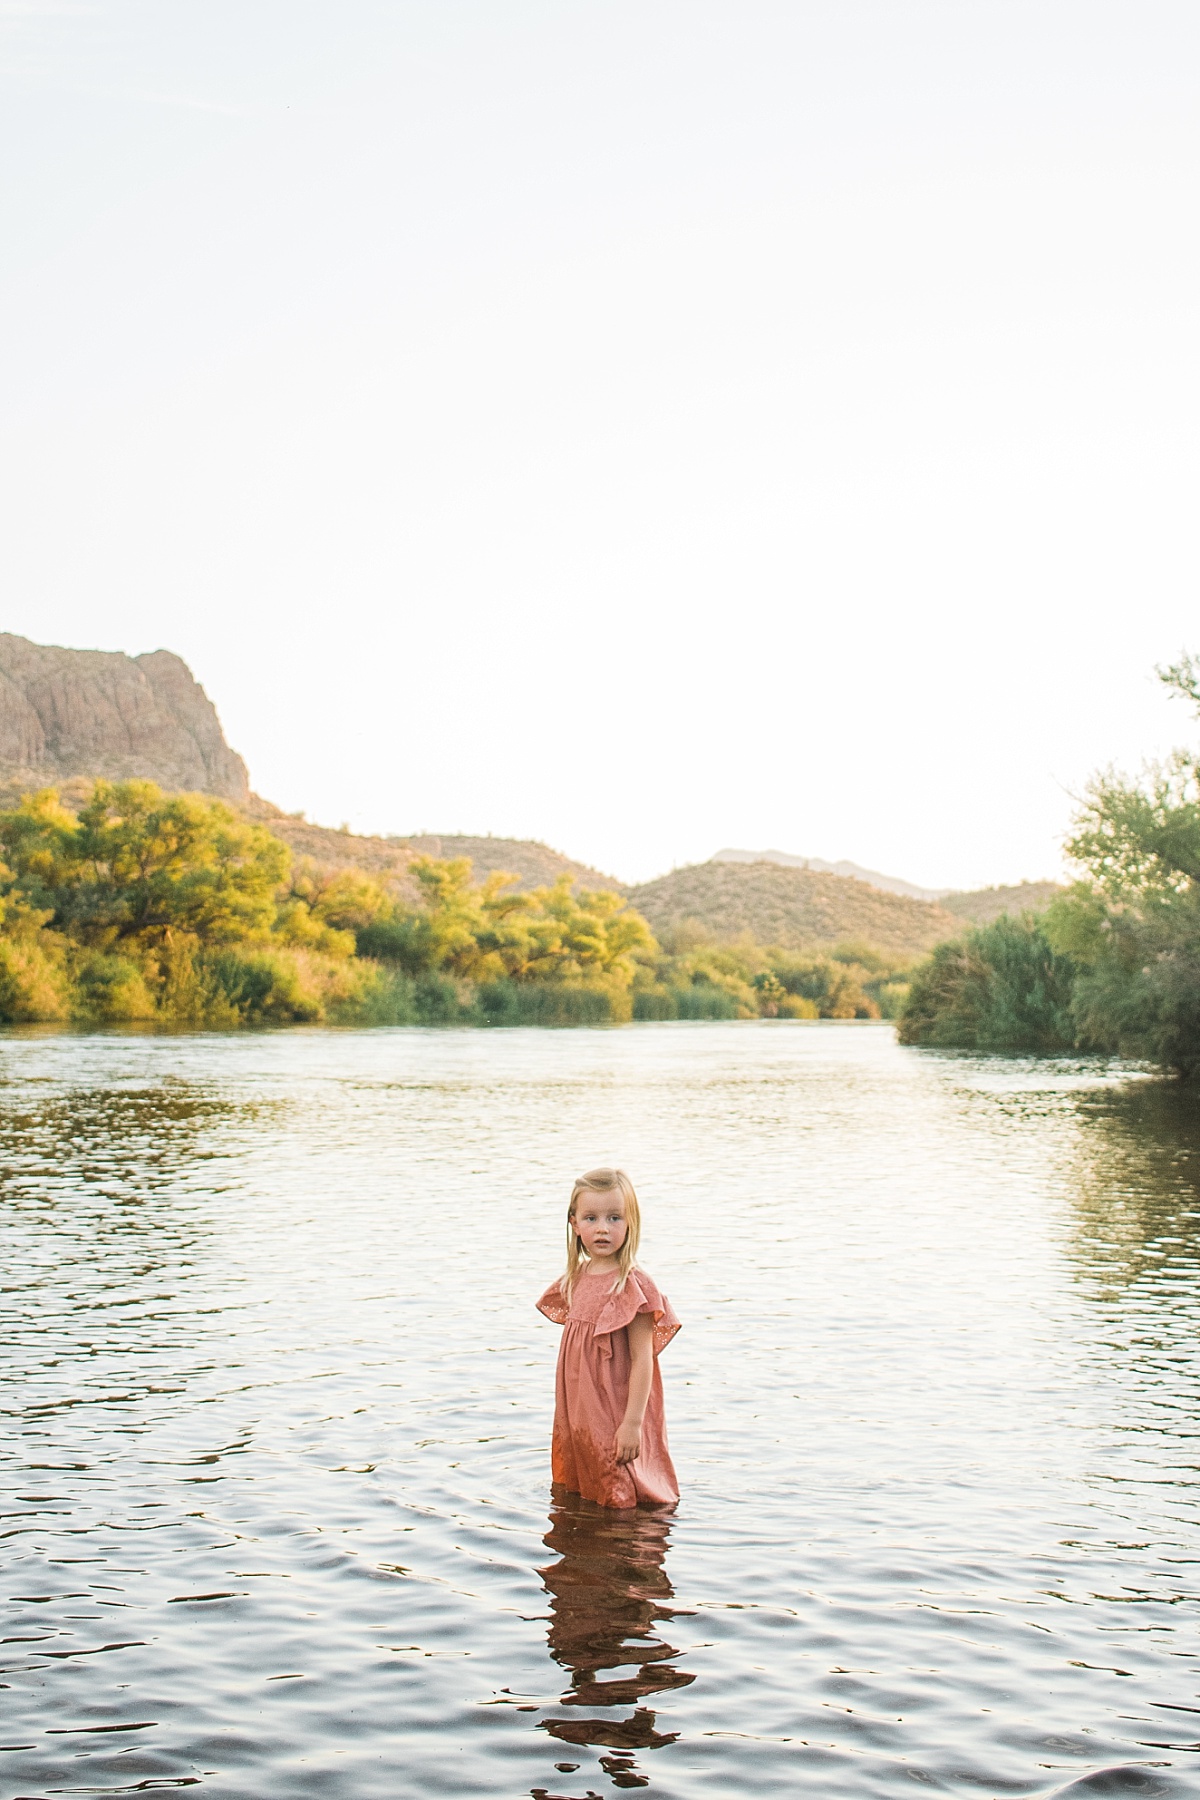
[2,1022,1198,1798]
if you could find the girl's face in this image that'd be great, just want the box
[572,1191,628,1262]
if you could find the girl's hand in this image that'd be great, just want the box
[614,1314,653,1466]
[614,1421,642,1464]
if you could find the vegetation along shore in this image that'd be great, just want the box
[899,657,1200,1079]
[0,781,926,1029]
[8,629,1196,1081]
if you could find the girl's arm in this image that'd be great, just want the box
[614,1312,654,1465]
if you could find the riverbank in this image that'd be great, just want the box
[0,780,916,1027]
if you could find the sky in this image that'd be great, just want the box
[1,1,1198,888]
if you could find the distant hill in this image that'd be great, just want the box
[242,806,621,902]
[626,860,963,959]
[713,847,1067,929]
[713,846,948,901]
[399,833,620,892]
[242,797,424,899]
[0,633,248,802]
[940,881,1065,925]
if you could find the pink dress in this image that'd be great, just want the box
[536,1267,681,1510]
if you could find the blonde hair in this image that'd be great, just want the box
[562,1167,641,1303]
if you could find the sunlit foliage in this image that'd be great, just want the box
[358,858,658,1022]
[635,924,908,1022]
[1,781,288,949]
[0,780,919,1033]
[0,782,375,1026]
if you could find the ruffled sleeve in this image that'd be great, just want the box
[536,1279,570,1326]
[593,1270,681,1356]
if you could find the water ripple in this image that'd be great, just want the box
[0,1023,1197,1798]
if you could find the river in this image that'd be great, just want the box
[2,1021,1198,1799]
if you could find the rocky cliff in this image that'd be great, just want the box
[0,634,249,802]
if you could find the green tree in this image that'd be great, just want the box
[363,860,654,988]
[520,876,655,992]
[0,781,289,950]
[770,950,880,1019]
[1043,655,1200,1076]
[0,782,387,1027]
[899,915,1076,1051]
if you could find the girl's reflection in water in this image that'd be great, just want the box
[534,1490,694,1795]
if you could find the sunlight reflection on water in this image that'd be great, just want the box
[1,1022,1198,1799]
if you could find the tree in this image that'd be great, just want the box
[520,877,656,991]
[898,914,1075,1051]
[359,860,656,993]
[0,781,289,950]
[366,857,539,982]
[1042,655,1200,1076]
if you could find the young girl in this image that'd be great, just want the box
[536,1168,680,1510]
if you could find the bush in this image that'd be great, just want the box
[71,951,158,1023]
[477,980,616,1027]
[777,993,820,1019]
[0,936,69,1022]
[409,972,470,1024]
[899,915,1076,1051]
[875,980,910,1021]
[335,965,422,1027]
[355,914,432,971]
[769,951,879,1018]
[632,987,679,1021]
[1049,887,1200,1077]
[205,948,319,1022]
[672,983,741,1020]
[203,946,382,1024]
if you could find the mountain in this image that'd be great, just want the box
[0,633,248,802]
[712,846,949,901]
[0,636,1059,948]
[0,636,622,888]
[627,860,963,959]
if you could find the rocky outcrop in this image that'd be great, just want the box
[0,634,249,802]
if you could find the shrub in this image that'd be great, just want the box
[334,965,422,1027]
[672,983,741,1020]
[72,951,157,1023]
[874,980,910,1021]
[899,915,1076,1051]
[0,936,69,1022]
[632,987,678,1021]
[778,993,820,1019]
[203,946,378,1024]
[410,972,470,1024]
[1048,887,1200,1077]
[769,951,879,1018]
[477,981,616,1027]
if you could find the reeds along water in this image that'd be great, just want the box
[536,1494,694,1794]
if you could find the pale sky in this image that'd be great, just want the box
[2,2,1198,888]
